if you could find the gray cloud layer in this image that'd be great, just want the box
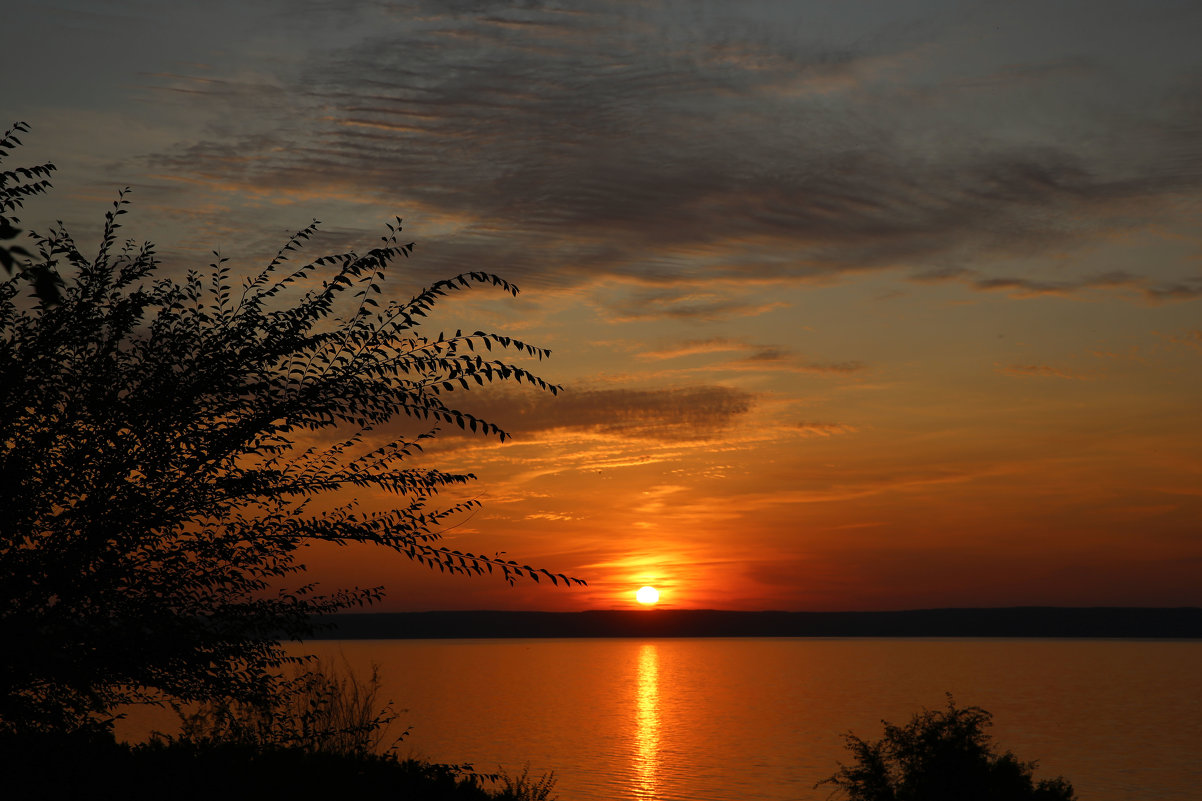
[136,0,1202,295]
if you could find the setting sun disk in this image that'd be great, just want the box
[635,586,659,605]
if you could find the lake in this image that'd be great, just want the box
[121,638,1202,800]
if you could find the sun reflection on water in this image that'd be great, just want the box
[634,642,660,799]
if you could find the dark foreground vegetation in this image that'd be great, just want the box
[820,698,1075,801]
[1,121,566,797]
[2,660,557,801]
[3,696,1073,801]
[3,735,551,801]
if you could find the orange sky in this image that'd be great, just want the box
[4,0,1201,610]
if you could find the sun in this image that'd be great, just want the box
[635,586,660,605]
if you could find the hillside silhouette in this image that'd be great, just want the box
[315,606,1202,640]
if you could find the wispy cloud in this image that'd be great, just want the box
[1162,329,1202,352]
[996,363,1090,380]
[915,268,1202,303]
[637,338,866,376]
[638,338,747,360]
[453,384,757,442]
[792,421,857,438]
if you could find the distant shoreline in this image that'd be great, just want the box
[309,607,1202,640]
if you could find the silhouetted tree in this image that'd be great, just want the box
[0,127,582,735]
[0,122,59,303]
[819,697,1076,801]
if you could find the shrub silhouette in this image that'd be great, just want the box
[0,732,554,801]
[819,697,1076,801]
[0,124,582,735]
[160,660,405,757]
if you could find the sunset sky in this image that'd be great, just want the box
[4,0,1201,612]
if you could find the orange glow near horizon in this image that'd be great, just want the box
[14,1,1202,614]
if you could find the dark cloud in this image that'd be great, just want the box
[743,347,788,363]
[596,286,787,322]
[636,338,865,375]
[458,384,756,441]
[915,268,1202,303]
[729,352,866,375]
[141,0,1202,293]
[1144,282,1202,302]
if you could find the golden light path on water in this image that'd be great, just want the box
[634,642,660,799]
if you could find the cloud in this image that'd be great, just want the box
[523,512,577,522]
[915,268,1202,303]
[945,57,1096,90]
[1161,330,1202,352]
[638,338,747,360]
[792,422,857,438]
[996,363,1090,380]
[1144,282,1202,302]
[458,384,757,442]
[135,0,1202,293]
[794,360,865,375]
[636,337,865,376]
[595,287,789,323]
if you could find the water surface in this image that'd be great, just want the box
[123,638,1202,800]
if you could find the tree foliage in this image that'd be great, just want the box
[0,125,582,734]
[0,122,58,303]
[819,697,1076,801]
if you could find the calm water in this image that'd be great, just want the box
[122,638,1202,800]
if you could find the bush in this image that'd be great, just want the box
[0,733,499,801]
[489,764,559,801]
[819,697,1076,801]
[161,660,406,757]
